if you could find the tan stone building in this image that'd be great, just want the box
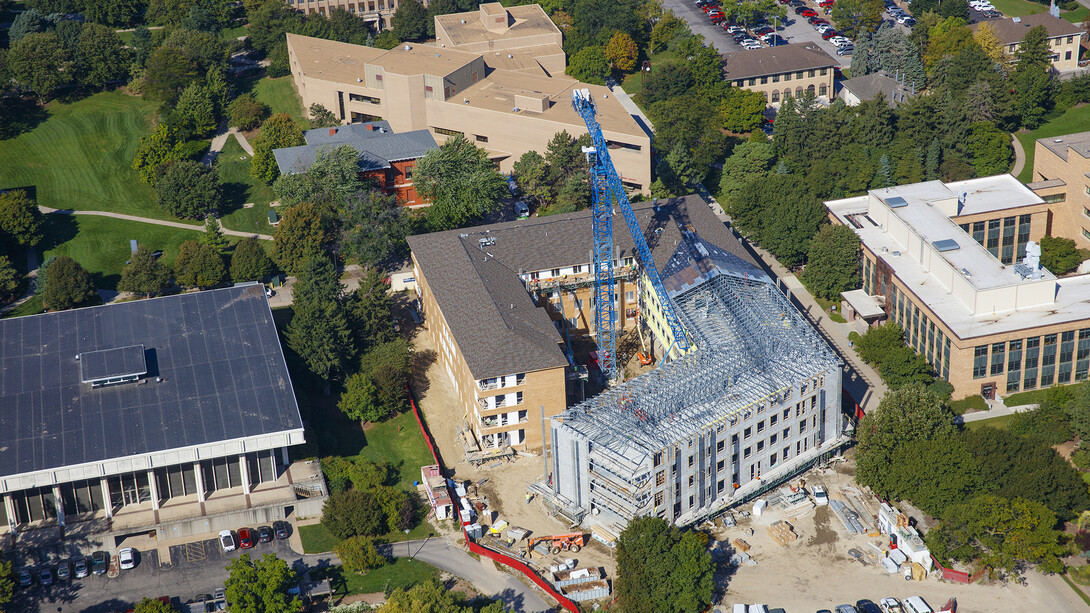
[971,13,1085,71]
[827,175,1090,400]
[406,196,734,453]
[286,32,652,191]
[435,3,566,76]
[287,0,418,31]
[722,43,837,107]
[1027,131,1090,248]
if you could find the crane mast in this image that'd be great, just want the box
[570,88,690,384]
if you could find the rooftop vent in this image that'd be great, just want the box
[79,344,148,388]
[478,236,495,249]
[961,267,972,278]
[933,239,960,252]
[404,44,412,50]
[1054,139,1064,143]
[886,196,908,208]
[1012,16,1021,22]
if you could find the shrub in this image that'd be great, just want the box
[228,93,270,131]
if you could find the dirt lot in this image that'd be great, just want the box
[714,463,1088,612]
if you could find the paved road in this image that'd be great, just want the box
[12,537,554,613]
[38,206,273,240]
[1011,133,1026,177]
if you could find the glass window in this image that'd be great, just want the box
[1059,330,1075,383]
[785,72,792,81]
[772,74,780,82]
[1024,337,1041,389]
[990,342,1005,376]
[819,83,827,96]
[771,91,780,102]
[1077,329,1090,381]
[986,219,1001,256]
[761,76,768,84]
[820,68,828,75]
[973,346,988,379]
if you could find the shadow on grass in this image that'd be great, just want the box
[0,99,49,140]
[220,181,251,217]
[40,213,79,250]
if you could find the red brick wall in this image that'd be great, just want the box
[359,159,426,206]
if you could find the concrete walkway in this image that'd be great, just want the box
[38,206,273,240]
[202,129,256,167]
[1011,133,1026,178]
[606,80,654,140]
[955,397,1038,423]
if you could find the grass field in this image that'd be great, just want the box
[0,91,180,220]
[989,0,1047,16]
[237,75,307,126]
[1003,382,1081,406]
[1015,104,1090,182]
[299,524,341,554]
[311,557,440,596]
[216,135,278,234]
[948,394,988,415]
[221,25,249,40]
[964,413,1016,431]
[621,49,678,96]
[1063,6,1090,22]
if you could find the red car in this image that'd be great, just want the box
[821,29,840,39]
[819,0,834,6]
[238,527,256,549]
[709,13,726,23]
[796,7,817,16]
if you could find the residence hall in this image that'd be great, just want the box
[406,195,742,454]
[826,175,1090,400]
[285,32,653,192]
[273,121,437,206]
[1026,130,1090,249]
[435,3,566,76]
[0,285,323,547]
[721,43,836,107]
[971,13,1084,71]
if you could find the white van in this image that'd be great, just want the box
[903,596,932,613]
[733,605,747,613]
[748,606,770,613]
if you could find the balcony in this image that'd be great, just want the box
[477,375,526,391]
[480,415,530,429]
[478,396,524,412]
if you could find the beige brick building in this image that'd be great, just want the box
[722,43,837,107]
[286,0,417,31]
[406,196,733,453]
[972,13,1084,71]
[828,175,1090,400]
[1027,131,1090,248]
[435,3,566,76]
[286,32,652,191]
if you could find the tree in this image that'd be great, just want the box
[566,46,610,84]
[252,113,305,184]
[415,134,507,231]
[973,21,1004,65]
[174,240,228,289]
[615,516,714,613]
[340,339,412,422]
[41,255,96,311]
[393,0,428,42]
[830,0,884,40]
[720,88,766,133]
[0,256,20,304]
[968,121,1013,177]
[605,31,639,73]
[718,141,776,203]
[308,103,340,129]
[0,189,44,247]
[224,553,301,613]
[156,161,222,219]
[273,202,334,275]
[229,94,270,131]
[1069,381,1090,442]
[801,224,860,301]
[9,32,71,103]
[0,560,14,610]
[924,18,974,70]
[321,489,388,539]
[76,23,130,90]
[335,536,388,574]
[338,190,410,266]
[142,46,201,104]
[292,255,343,307]
[346,268,396,350]
[118,247,173,298]
[273,144,363,208]
[650,11,686,53]
[727,174,823,266]
[172,82,218,138]
[287,298,357,386]
[133,597,179,613]
[379,580,504,613]
[1016,24,1054,73]
[513,150,550,209]
[8,9,47,44]
[201,217,231,256]
[230,237,276,282]
[83,0,144,27]
[1039,235,1083,275]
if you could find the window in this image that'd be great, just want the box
[748,78,757,86]
[990,342,1005,376]
[784,72,792,81]
[973,345,988,379]
[688,475,694,486]
[770,414,778,426]
[475,134,488,143]
[770,452,777,466]
[656,471,665,486]
[771,91,780,102]
[796,71,804,79]
[349,93,380,104]
[404,165,413,179]
[744,447,752,459]
[688,455,694,467]
[819,68,828,75]
[770,433,778,444]
[434,127,463,137]
[1083,228,1090,241]
[1068,36,1074,43]
[1067,51,1073,61]
[760,76,768,84]
[799,419,807,433]
[717,440,725,452]
[772,75,780,83]
[808,69,815,77]
[626,291,635,300]
[757,420,765,433]
[756,441,765,452]
[819,83,827,96]
[744,427,752,439]
[783,427,790,439]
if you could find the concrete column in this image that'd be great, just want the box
[100,478,113,518]
[280,447,289,467]
[147,470,160,510]
[52,486,65,527]
[4,494,18,532]
[240,454,251,493]
[193,462,206,502]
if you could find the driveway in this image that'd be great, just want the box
[10,537,554,612]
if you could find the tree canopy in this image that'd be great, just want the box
[801,224,860,301]
[41,255,97,312]
[118,247,173,298]
[273,202,335,275]
[615,516,714,613]
[224,553,301,613]
[230,237,276,283]
[415,134,507,231]
[0,189,44,247]
[393,0,428,41]
[155,161,222,219]
[251,114,305,184]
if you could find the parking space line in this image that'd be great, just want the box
[185,541,206,563]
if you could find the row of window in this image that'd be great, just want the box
[870,263,952,380]
[768,84,826,103]
[734,66,829,88]
[972,329,1090,392]
[957,214,1031,266]
[291,0,396,11]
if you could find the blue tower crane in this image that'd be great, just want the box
[570,88,690,384]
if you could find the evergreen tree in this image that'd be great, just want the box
[925,138,942,180]
[201,217,230,257]
[292,255,343,307]
[118,246,173,298]
[287,298,357,390]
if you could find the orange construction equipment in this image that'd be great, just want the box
[527,533,587,554]
[636,352,654,366]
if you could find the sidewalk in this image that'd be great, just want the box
[955,396,1038,423]
[202,128,255,167]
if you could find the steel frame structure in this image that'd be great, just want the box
[570,88,689,382]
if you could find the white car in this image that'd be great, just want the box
[219,529,236,552]
[816,23,834,33]
[880,598,905,613]
[742,40,764,49]
[812,485,829,505]
[728,25,747,33]
[118,548,136,570]
[830,36,853,47]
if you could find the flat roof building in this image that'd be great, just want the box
[0,285,320,545]
[1027,130,1090,249]
[827,175,1090,399]
[722,44,836,107]
[435,3,566,76]
[971,13,1084,70]
[285,33,652,192]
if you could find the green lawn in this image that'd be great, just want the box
[221,25,249,40]
[0,91,176,220]
[299,518,435,554]
[948,394,988,415]
[313,557,440,596]
[1002,381,1083,406]
[1015,104,1090,182]
[357,411,437,491]
[216,135,278,235]
[236,75,307,126]
[964,413,1017,431]
[621,49,678,96]
[989,0,1046,17]
[117,30,137,46]
[2,294,44,319]
[1063,6,1090,22]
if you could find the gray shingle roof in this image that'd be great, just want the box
[722,43,837,81]
[839,71,916,107]
[273,125,438,175]
[407,195,754,380]
[972,13,1084,45]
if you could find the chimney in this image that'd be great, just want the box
[328,128,337,136]
[366,124,375,131]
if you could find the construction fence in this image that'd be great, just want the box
[930,555,986,584]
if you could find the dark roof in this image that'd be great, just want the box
[838,71,916,107]
[722,43,837,80]
[972,13,1084,44]
[273,124,438,174]
[0,285,303,479]
[407,195,754,379]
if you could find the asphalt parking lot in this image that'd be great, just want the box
[8,532,300,613]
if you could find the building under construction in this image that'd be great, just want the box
[548,227,847,528]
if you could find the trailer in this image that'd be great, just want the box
[525,533,587,555]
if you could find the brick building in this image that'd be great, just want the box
[1026,130,1090,248]
[971,13,1084,71]
[722,43,837,107]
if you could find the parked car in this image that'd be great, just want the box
[821,29,841,39]
[816,23,834,33]
[809,16,829,25]
[856,601,882,613]
[812,485,829,505]
[836,45,854,55]
[238,528,256,549]
[830,36,853,46]
[834,606,859,613]
[219,529,236,553]
[742,40,764,49]
[56,559,71,581]
[118,548,136,570]
[515,201,530,219]
[74,558,89,579]
[728,24,747,33]
[17,569,32,588]
[879,598,905,613]
[91,551,109,575]
[273,521,290,540]
[257,525,274,543]
[39,566,53,587]
[765,34,786,45]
